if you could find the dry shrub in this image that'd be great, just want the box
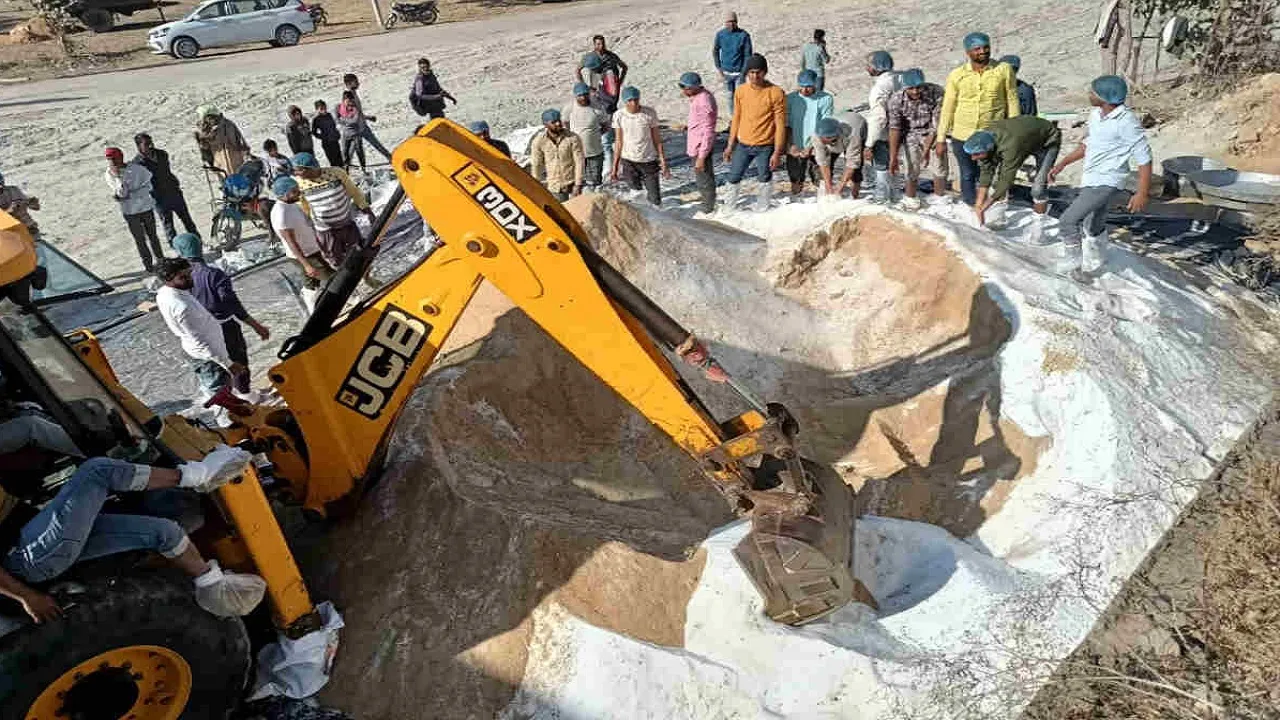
[1025,409,1280,720]
[1200,446,1280,710]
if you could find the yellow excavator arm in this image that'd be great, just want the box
[249,119,859,626]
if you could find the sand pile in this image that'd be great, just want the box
[302,194,1046,717]
[1150,73,1280,174]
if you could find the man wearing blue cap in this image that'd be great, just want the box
[564,82,611,191]
[999,55,1038,117]
[864,50,901,203]
[713,11,753,114]
[936,32,1020,206]
[611,87,669,207]
[888,68,948,209]
[268,175,333,291]
[963,115,1061,228]
[172,233,269,395]
[467,121,512,159]
[679,72,719,213]
[531,109,586,201]
[784,69,834,195]
[811,116,867,198]
[1048,75,1152,281]
[292,152,372,270]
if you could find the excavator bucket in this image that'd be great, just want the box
[732,460,865,625]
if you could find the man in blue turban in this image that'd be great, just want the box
[1047,75,1153,282]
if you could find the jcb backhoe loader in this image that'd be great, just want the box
[0,119,862,719]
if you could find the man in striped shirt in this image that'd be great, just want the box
[292,152,373,269]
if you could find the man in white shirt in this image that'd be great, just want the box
[610,86,670,207]
[105,146,166,272]
[863,50,901,203]
[1048,74,1152,282]
[270,176,334,291]
[563,82,612,191]
[154,258,246,420]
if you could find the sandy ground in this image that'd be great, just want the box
[0,0,547,81]
[0,0,1102,286]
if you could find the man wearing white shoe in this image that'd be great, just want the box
[0,437,265,622]
[1048,75,1152,282]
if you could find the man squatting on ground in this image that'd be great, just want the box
[964,114,1061,234]
[811,116,868,198]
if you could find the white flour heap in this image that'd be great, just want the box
[501,195,1280,719]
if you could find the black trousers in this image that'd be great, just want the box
[124,210,165,272]
[622,159,661,207]
[220,320,250,393]
[156,193,198,241]
[693,159,716,213]
[321,140,344,168]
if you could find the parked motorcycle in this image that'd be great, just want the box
[306,2,327,26]
[383,0,438,28]
[206,158,276,252]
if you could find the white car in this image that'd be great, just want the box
[148,0,315,60]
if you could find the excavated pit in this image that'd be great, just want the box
[311,196,1043,718]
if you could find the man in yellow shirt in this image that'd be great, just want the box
[935,31,1020,206]
[722,53,787,211]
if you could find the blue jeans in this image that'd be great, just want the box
[359,125,392,160]
[723,72,743,113]
[728,144,775,184]
[950,137,981,206]
[2,458,188,583]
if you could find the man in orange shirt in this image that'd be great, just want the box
[721,53,787,211]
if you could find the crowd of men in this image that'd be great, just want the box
[509,14,1152,286]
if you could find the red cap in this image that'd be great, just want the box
[104,147,124,160]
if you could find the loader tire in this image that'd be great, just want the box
[0,569,250,720]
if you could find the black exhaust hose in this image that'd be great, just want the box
[279,185,406,359]
[572,238,690,350]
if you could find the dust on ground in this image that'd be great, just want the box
[1025,403,1280,719]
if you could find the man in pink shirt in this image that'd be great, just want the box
[680,72,719,213]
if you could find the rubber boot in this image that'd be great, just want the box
[1082,232,1109,274]
[873,170,892,204]
[755,181,773,212]
[724,183,741,211]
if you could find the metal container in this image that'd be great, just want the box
[1187,169,1280,207]
[1161,155,1227,198]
